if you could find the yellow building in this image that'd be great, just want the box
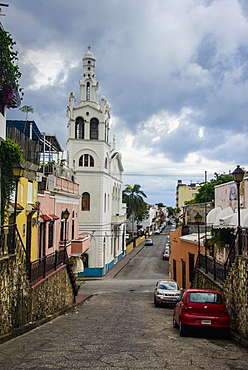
[10,161,39,262]
[176,180,200,208]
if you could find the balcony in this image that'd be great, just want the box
[46,174,79,194]
[111,214,126,225]
[70,234,90,256]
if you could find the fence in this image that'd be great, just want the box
[197,252,226,281]
[0,224,16,256]
[196,228,240,282]
[30,248,67,285]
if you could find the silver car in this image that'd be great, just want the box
[154,280,181,307]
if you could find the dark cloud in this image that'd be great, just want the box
[3,0,248,205]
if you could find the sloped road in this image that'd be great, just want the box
[0,230,248,369]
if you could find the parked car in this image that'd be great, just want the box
[173,289,230,337]
[154,229,160,234]
[154,280,181,307]
[162,250,169,260]
[145,238,153,246]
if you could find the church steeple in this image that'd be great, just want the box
[79,46,98,107]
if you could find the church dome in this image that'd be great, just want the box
[84,46,95,60]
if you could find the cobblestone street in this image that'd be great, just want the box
[0,290,248,369]
[1,231,248,369]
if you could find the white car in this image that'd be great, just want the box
[154,280,181,307]
[154,229,160,234]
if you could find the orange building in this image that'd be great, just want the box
[169,226,205,289]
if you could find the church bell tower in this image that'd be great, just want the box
[66,47,125,277]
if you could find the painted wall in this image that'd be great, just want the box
[15,176,38,262]
[38,188,80,258]
[169,226,204,289]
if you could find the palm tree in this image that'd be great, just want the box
[19,105,34,120]
[123,184,147,236]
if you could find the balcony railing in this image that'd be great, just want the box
[195,227,246,282]
[30,248,67,285]
[111,214,126,224]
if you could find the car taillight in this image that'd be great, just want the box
[224,306,228,314]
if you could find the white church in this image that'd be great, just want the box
[66,47,126,277]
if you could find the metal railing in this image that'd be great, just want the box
[196,228,240,282]
[0,224,28,270]
[30,248,67,285]
[0,224,16,256]
[197,252,226,281]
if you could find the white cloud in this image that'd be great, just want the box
[4,0,248,206]
[20,47,79,90]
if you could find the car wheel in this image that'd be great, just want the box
[154,298,159,307]
[173,315,179,328]
[179,321,187,337]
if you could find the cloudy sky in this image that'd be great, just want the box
[3,0,248,206]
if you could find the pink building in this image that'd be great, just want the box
[37,174,90,264]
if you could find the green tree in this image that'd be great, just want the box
[135,201,150,224]
[123,184,147,235]
[167,207,175,216]
[19,105,34,120]
[0,138,23,224]
[156,202,165,208]
[185,173,233,205]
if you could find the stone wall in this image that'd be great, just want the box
[31,267,75,321]
[0,255,32,336]
[0,255,75,339]
[193,256,248,339]
[223,256,248,338]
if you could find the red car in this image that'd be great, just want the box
[173,289,230,337]
[162,250,169,260]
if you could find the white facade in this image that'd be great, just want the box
[66,47,126,276]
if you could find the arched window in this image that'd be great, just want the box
[90,118,99,140]
[75,117,84,139]
[105,157,108,169]
[79,154,94,167]
[82,192,90,211]
[86,82,90,101]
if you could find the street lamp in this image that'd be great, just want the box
[12,163,24,226]
[62,208,70,249]
[194,212,202,253]
[232,165,245,255]
[11,162,24,254]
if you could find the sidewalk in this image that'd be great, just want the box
[76,243,145,304]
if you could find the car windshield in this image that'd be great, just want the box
[158,282,179,290]
[188,292,222,304]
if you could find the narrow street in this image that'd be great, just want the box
[0,227,248,369]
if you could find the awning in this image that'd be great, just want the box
[26,203,39,215]
[206,206,222,225]
[40,214,52,221]
[40,214,59,222]
[219,213,234,226]
[49,214,59,220]
[9,202,24,212]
